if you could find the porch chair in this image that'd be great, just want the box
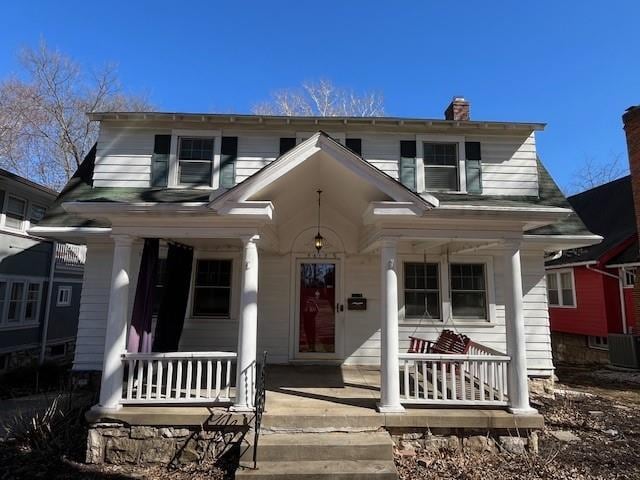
[407,329,471,354]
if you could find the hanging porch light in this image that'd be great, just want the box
[315,189,324,252]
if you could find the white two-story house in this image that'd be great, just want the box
[32,97,598,426]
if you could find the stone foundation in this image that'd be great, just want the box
[551,332,609,365]
[86,423,247,465]
[390,429,539,455]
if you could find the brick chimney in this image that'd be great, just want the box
[444,96,470,121]
[622,105,640,334]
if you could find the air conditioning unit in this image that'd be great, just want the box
[608,334,640,369]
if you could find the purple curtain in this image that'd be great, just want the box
[127,238,159,353]
[152,243,194,352]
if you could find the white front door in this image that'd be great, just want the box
[293,259,343,360]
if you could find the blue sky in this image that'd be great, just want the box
[1,1,637,190]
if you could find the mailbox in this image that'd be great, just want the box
[347,295,367,311]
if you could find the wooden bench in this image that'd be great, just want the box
[408,329,471,354]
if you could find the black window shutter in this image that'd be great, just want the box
[220,137,238,189]
[279,137,296,156]
[399,140,417,191]
[345,138,362,156]
[151,135,171,187]
[465,141,482,193]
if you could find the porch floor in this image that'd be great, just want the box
[87,365,543,430]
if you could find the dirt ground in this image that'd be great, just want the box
[1,366,639,479]
[395,366,640,480]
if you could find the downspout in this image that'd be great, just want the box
[39,240,57,365]
[585,265,627,335]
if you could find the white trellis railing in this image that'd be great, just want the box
[121,352,237,405]
[398,350,510,407]
[55,243,86,270]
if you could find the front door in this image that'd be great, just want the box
[294,260,342,359]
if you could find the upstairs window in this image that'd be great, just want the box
[423,142,459,191]
[547,270,575,307]
[5,196,27,230]
[178,137,214,186]
[29,204,47,225]
[193,259,232,317]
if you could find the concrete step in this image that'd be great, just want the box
[240,431,394,462]
[235,460,398,480]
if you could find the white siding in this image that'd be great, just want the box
[93,126,155,187]
[468,132,539,196]
[92,126,540,197]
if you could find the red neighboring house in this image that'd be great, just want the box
[546,176,638,364]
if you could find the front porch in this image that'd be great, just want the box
[88,364,543,431]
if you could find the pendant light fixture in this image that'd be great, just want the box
[314,189,324,252]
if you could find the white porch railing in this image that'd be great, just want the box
[121,352,236,405]
[55,242,86,270]
[398,346,510,406]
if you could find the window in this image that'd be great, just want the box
[423,142,458,191]
[5,196,27,230]
[623,267,637,288]
[7,281,25,323]
[193,259,232,317]
[49,344,66,357]
[0,280,42,326]
[588,336,608,350]
[25,283,41,322]
[450,263,487,319]
[30,204,47,225]
[547,270,575,307]
[178,137,214,186]
[404,263,440,319]
[56,286,72,306]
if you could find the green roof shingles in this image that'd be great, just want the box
[38,145,592,239]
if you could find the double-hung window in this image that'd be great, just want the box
[450,263,487,320]
[193,259,232,317]
[178,137,215,186]
[0,279,41,326]
[56,286,72,307]
[404,263,440,319]
[423,142,459,191]
[623,267,637,288]
[5,196,27,230]
[546,270,575,307]
[30,204,47,225]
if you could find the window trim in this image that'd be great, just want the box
[449,258,493,322]
[416,134,467,194]
[188,252,240,321]
[0,277,43,329]
[588,335,608,350]
[622,266,636,288]
[56,285,72,307]
[168,129,222,189]
[399,254,495,325]
[402,261,442,321]
[3,194,28,232]
[546,269,577,308]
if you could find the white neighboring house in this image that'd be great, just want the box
[31,97,599,415]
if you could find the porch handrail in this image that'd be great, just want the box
[121,351,237,405]
[398,349,511,406]
[399,352,510,362]
[122,351,237,360]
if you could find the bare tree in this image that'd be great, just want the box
[0,42,153,189]
[566,154,629,194]
[252,79,385,117]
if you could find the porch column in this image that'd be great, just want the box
[377,238,404,413]
[503,239,536,414]
[99,234,134,409]
[232,235,260,412]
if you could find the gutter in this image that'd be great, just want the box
[39,240,57,364]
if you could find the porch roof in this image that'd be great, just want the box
[31,141,592,242]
